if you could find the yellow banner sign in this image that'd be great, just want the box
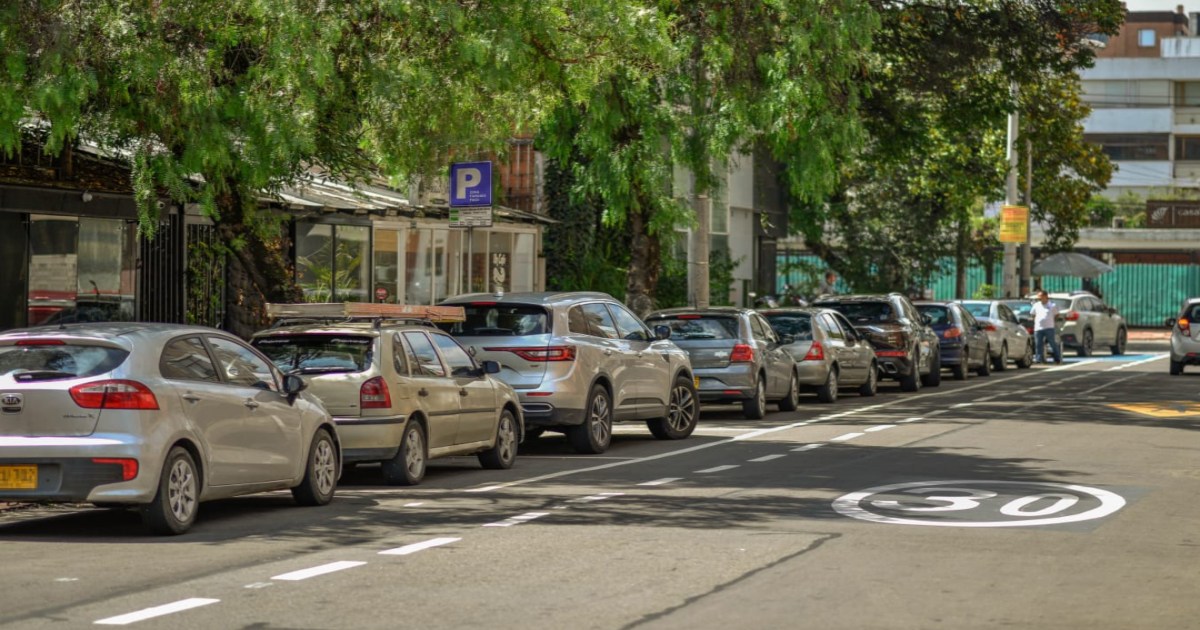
[998,205,1028,243]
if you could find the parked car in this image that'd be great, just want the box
[438,292,697,454]
[1001,299,1038,334]
[644,307,798,418]
[759,307,879,402]
[1025,291,1128,356]
[915,302,992,380]
[1168,298,1200,375]
[956,300,1034,370]
[0,323,339,535]
[811,294,941,392]
[252,303,523,486]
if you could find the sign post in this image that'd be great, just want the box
[449,161,494,293]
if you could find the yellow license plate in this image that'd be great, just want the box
[0,465,37,490]
[694,376,701,388]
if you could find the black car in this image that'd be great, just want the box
[812,293,941,392]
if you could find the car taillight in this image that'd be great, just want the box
[982,323,997,332]
[92,458,139,481]
[943,327,962,339]
[15,339,65,346]
[1065,311,1079,321]
[360,376,392,409]
[1181,318,1192,337]
[803,342,824,361]
[487,346,576,362]
[69,380,159,410]
[730,344,755,362]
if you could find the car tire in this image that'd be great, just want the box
[1078,329,1093,357]
[1016,340,1034,369]
[921,351,941,387]
[778,371,800,411]
[951,357,968,381]
[858,362,878,397]
[478,409,519,470]
[1111,328,1127,356]
[900,350,922,392]
[1170,359,1184,375]
[993,343,1008,372]
[816,368,839,404]
[569,385,613,454]
[648,375,699,440]
[382,420,426,485]
[292,428,338,506]
[142,446,200,536]
[742,377,768,419]
[976,346,992,377]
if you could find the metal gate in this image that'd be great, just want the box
[137,213,186,323]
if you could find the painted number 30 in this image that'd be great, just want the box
[873,487,1080,517]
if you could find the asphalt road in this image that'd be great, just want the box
[2,342,1198,630]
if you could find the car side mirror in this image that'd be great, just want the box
[481,360,501,375]
[654,325,672,340]
[282,374,307,404]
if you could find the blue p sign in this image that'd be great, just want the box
[449,161,492,207]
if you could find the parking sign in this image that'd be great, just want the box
[449,161,492,207]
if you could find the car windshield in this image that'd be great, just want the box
[818,301,893,323]
[0,342,128,381]
[253,335,374,374]
[961,303,990,318]
[916,305,953,326]
[438,305,549,337]
[763,314,813,341]
[647,315,739,340]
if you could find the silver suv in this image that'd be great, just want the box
[1168,298,1200,375]
[1035,291,1128,356]
[439,292,698,454]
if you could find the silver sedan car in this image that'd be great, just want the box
[0,323,340,535]
[644,307,797,419]
[760,308,879,402]
[957,300,1034,370]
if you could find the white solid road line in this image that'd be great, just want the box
[1075,372,1144,396]
[830,432,864,442]
[695,465,740,473]
[748,454,787,462]
[898,417,923,423]
[791,443,824,452]
[865,424,896,432]
[379,537,462,556]
[483,512,551,527]
[568,493,626,503]
[271,561,366,582]
[1106,353,1168,371]
[639,477,682,486]
[94,598,220,625]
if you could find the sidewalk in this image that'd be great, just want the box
[1129,328,1171,341]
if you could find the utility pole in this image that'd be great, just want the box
[689,183,711,308]
[1001,83,1020,298]
[1021,137,1033,295]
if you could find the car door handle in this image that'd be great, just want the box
[182,393,200,403]
[418,388,429,397]
[243,399,260,409]
[604,349,614,356]
[459,389,469,397]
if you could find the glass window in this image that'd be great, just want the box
[468,229,489,293]
[819,314,845,340]
[296,222,333,302]
[27,216,78,326]
[430,229,449,304]
[373,228,400,304]
[1186,303,1200,320]
[1138,28,1156,47]
[392,333,409,375]
[1180,81,1200,107]
[961,302,991,318]
[511,232,536,292]
[1083,134,1169,161]
[831,313,860,340]
[207,336,277,390]
[488,232,512,294]
[608,304,650,341]
[817,301,893,323]
[0,343,128,382]
[295,222,371,303]
[1177,136,1200,160]
[763,312,813,341]
[578,303,619,339]
[646,315,739,340]
[441,304,549,337]
[403,331,446,377]
[568,306,590,335]
[160,337,219,382]
[749,315,770,342]
[917,305,952,326]
[252,334,375,374]
[431,333,477,377]
[336,225,370,303]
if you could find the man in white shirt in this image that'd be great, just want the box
[1031,290,1062,364]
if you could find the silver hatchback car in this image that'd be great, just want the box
[760,308,879,402]
[644,307,798,419]
[957,300,1034,370]
[0,323,339,535]
[439,292,698,454]
[1168,298,1200,375]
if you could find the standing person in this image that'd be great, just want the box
[1031,290,1062,364]
[818,270,838,296]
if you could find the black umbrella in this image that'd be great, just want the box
[1031,252,1114,279]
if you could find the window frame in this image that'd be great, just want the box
[1138,28,1156,48]
[204,334,281,392]
[159,335,221,384]
[402,330,448,378]
[430,332,479,378]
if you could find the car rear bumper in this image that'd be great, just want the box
[332,415,406,458]
[937,343,967,366]
[794,361,830,386]
[0,446,157,504]
[518,402,585,428]
[694,365,756,401]
[871,351,914,378]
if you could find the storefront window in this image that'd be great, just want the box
[27,216,135,325]
[295,222,371,302]
[296,223,333,301]
[468,229,489,293]
[405,229,433,305]
[336,225,370,303]
[512,232,535,292]
[488,232,512,293]
[373,228,400,304]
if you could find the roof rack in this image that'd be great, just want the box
[265,303,466,328]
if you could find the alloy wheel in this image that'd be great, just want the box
[405,426,425,478]
[589,393,612,445]
[167,458,197,525]
[312,437,337,497]
[667,383,696,432]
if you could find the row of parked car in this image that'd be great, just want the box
[0,290,1127,534]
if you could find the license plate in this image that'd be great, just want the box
[0,465,37,490]
[693,376,701,388]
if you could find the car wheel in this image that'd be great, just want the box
[777,371,800,411]
[648,375,699,440]
[858,362,878,397]
[742,377,768,419]
[1078,329,1093,357]
[993,343,1008,372]
[976,346,992,377]
[951,356,967,381]
[382,420,426,485]
[142,446,199,536]
[568,384,613,454]
[478,409,518,470]
[900,350,922,392]
[921,351,941,387]
[1111,328,1127,356]
[1016,340,1034,369]
[292,428,337,506]
[1170,359,1184,375]
[816,368,839,404]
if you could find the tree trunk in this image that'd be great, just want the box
[212,185,303,338]
[625,202,661,318]
[955,217,968,299]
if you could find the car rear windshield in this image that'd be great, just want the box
[1003,301,1033,318]
[916,305,953,326]
[647,315,739,340]
[818,302,894,323]
[763,314,813,341]
[1052,299,1071,310]
[438,305,549,337]
[961,303,990,318]
[253,335,374,374]
[0,342,128,382]
[1185,303,1200,320]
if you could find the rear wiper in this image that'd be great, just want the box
[12,370,78,382]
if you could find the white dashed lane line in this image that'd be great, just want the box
[639,477,682,486]
[865,425,896,433]
[1106,353,1168,371]
[695,465,740,474]
[898,417,923,423]
[379,537,462,556]
[567,493,626,503]
[791,444,824,452]
[748,454,786,463]
[271,561,366,582]
[830,432,864,442]
[483,512,551,527]
[94,598,221,626]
